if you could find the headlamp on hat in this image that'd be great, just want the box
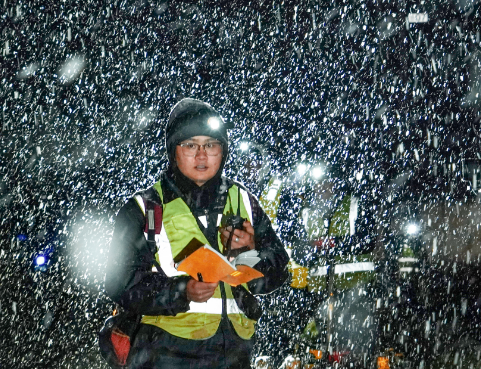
[207,116,222,130]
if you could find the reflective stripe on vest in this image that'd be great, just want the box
[140,181,256,340]
[399,257,419,274]
[182,297,243,315]
[307,254,375,292]
[310,261,375,276]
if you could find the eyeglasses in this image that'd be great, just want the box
[178,141,223,156]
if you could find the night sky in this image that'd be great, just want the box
[1,1,481,368]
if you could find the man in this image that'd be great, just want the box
[257,163,377,366]
[105,98,289,368]
[294,169,377,363]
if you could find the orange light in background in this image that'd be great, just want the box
[285,358,301,369]
[377,356,390,369]
[309,349,323,360]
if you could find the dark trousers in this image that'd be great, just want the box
[128,317,254,369]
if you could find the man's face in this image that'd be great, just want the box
[175,135,223,186]
[313,178,334,200]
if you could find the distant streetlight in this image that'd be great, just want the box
[239,141,250,152]
[297,163,308,177]
[406,223,419,235]
[311,166,325,180]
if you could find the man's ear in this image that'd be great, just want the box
[171,146,179,166]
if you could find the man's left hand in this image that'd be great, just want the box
[220,220,255,253]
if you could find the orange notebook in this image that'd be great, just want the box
[176,245,264,286]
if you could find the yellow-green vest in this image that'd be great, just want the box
[258,177,283,229]
[136,181,257,340]
[302,194,375,291]
[302,195,354,240]
[259,178,310,290]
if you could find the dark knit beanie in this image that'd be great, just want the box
[165,98,229,164]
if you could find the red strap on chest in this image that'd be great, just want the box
[110,329,131,365]
[142,198,163,234]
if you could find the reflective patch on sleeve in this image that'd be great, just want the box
[398,257,418,263]
[310,262,375,276]
[134,195,145,215]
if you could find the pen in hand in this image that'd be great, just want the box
[197,272,203,282]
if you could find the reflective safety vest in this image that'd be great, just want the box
[135,180,257,340]
[300,193,374,291]
[301,194,359,240]
[279,355,302,369]
[399,244,418,275]
[259,178,298,291]
[307,253,375,292]
[258,177,283,230]
[259,177,310,290]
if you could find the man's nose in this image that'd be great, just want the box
[195,145,208,158]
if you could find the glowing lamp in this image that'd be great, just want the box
[406,223,419,235]
[377,356,390,369]
[207,117,221,129]
[311,166,324,179]
[240,142,250,151]
[36,255,46,266]
[297,163,308,176]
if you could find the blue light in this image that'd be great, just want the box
[17,234,28,241]
[35,255,46,266]
[34,251,51,272]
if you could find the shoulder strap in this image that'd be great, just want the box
[145,198,163,273]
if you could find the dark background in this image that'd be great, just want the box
[1,0,481,367]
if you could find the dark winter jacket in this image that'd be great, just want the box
[105,170,289,317]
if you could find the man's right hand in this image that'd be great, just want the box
[186,279,218,302]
